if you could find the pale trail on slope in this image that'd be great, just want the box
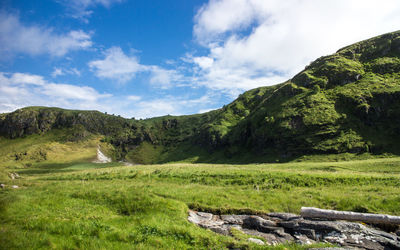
[93,146,112,163]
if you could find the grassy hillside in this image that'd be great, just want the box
[2,31,400,164]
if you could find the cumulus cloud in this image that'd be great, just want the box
[191,0,400,94]
[89,47,185,86]
[5,72,47,86]
[41,83,107,102]
[0,72,110,113]
[88,47,145,83]
[194,0,257,44]
[0,12,92,58]
[57,0,124,22]
[0,72,213,119]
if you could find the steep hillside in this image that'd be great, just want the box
[1,31,400,163]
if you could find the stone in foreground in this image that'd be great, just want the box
[188,210,400,249]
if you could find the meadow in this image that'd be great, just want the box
[1,155,400,249]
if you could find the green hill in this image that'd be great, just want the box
[2,31,400,164]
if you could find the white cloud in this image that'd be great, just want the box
[42,83,109,101]
[191,0,400,94]
[51,67,81,78]
[0,12,92,57]
[8,72,46,86]
[149,66,183,89]
[57,0,124,22]
[127,95,141,101]
[0,72,110,113]
[193,56,214,70]
[89,47,145,83]
[133,94,214,118]
[194,0,257,44]
[51,68,64,78]
[89,47,185,86]
[0,72,214,119]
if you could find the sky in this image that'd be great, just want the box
[1,0,400,118]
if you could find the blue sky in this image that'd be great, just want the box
[1,0,400,118]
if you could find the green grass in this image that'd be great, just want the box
[1,157,400,249]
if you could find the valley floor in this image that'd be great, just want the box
[1,158,400,249]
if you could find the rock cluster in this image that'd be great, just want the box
[188,210,400,249]
[8,172,20,180]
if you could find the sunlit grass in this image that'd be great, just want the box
[1,157,399,249]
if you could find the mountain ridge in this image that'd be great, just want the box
[2,30,400,163]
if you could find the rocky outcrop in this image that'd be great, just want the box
[93,147,112,163]
[188,210,400,249]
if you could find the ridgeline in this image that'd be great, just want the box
[2,31,400,163]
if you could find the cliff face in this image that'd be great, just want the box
[2,31,400,163]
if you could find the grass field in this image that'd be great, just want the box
[1,156,400,249]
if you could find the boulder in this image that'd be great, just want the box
[247,237,265,245]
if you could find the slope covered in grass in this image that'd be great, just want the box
[2,31,400,163]
[0,128,111,181]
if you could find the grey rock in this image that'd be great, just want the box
[293,233,316,245]
[275,230,295,242]
[242,216,277,230]
[11,185,19,189]
[298,220,341,232]
[0,183,5,188]
[241,228,285,245]
[268,212,301,220]
[309,248,353,250]
[187,210,224,230]
[208,225,230,235]
[368,227,398,241]
[295,228,317,241]
[220,215,248,225]
[247,237,265,245]
[197,212,213,220]
[188,210,400,249]
[278,220,299,229]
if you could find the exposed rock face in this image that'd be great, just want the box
[93,147,112,163]
[188,210,400,249]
